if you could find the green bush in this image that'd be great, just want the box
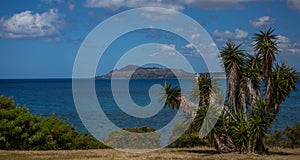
[266,122,300,148]
[102,126,161,149]
[122,126,156,133]
[168,132,209,148]
[168,121,209,148]
[0,95,107,150]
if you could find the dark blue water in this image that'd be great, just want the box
[0,79,183,133]
[0,79,299,133]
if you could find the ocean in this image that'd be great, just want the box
[0,79,299,134]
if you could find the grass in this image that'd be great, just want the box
[0,147,300,160]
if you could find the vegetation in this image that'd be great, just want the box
[102,126,161,149]
[0,27,298,155]
[162,27,298,154]
[266,122,300,148]
[220,40,246,114]
[0,95,107,150]
[168,122,209,148]
[161,83,181,110]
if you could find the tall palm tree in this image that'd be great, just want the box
[253,28,278,112]
[220,40,246,114]
[273,61,298,115]
[244,54,263,108]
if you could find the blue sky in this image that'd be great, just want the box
[0,0,300,78]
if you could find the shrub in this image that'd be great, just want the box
[0,95,107,150]
[266,122,300,148]
[102,126,161,149]
[168,121,209,148]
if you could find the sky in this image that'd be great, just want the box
[0,0,300,78]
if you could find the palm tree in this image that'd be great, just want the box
[244,54,263,108]
[161,28,298,155]
[193,105,235,153]
[161,82,181,110]
[220,40,246,114]
[253,28,278,112]
[191,73,213,107]
[161,82,198,116]
[273,61,298,115]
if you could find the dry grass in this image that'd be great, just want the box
[0,147,300,160]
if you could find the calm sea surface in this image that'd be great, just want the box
[0,79,299,133]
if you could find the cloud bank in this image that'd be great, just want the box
[85,0,259,10]
[0,8,62,39]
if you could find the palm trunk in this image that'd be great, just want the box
[264,66,274,113]
[212,133,236,153]
[247,78,262,108]
[265,77,272,110]
[239,85,247,114]
[228,67,238,114]
[274,103,280,115]
[179,96,198,117]
[247,78,256,108]
[254,137,268,154]
[225,134,236,151]
[270,103,281,124]
[256,83,261,102]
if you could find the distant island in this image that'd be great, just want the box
[96,65,226,79]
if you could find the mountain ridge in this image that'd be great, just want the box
[96,65,227,79]
[96,65,195,79]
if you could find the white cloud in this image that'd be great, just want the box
[150,44,177,57]
[160,44,176,51]
[277,35,291,49]
[249,16,276,28]
[288,49,300,54]
[85,0,184,11]
[210,42,217,47]
[181,43,201,57]
[213,29,252,53]
[167,52,176,56]
[287,0,300,12]
[43,0,64,3]
[213,29,232,40]
[149,52,160,57]
[0,8,62,39]
[234,29,248,39]
[139,7,178,21]
[277,35,300,55]
[213,28,248,41]
[85,0,259,10]
[184,43,194,49]
[212,33,300,55]
[178,0,258,9]
[190,33,201,40]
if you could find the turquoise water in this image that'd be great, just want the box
[0,79,299,133]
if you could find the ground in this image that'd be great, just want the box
[1,147,300,160]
